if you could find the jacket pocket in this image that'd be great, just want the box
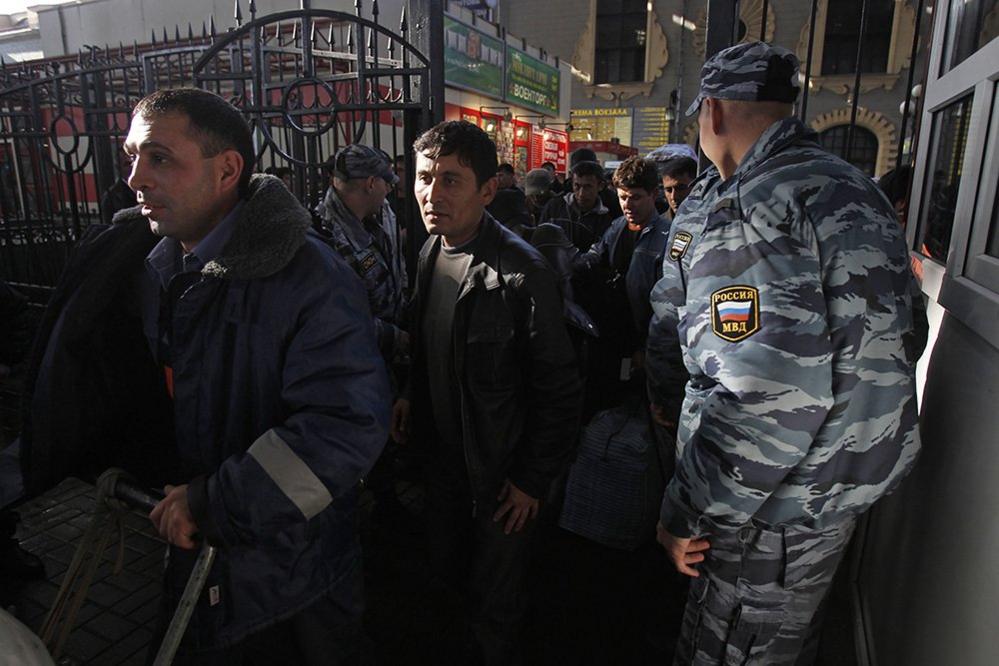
[722,598,785,666]
[465,322,516,387]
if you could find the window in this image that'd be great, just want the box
[986,188,999,258]
[962,84,999,289]
[594,0,647,84]
[903,0,999,344]
[915,95,973,263]
[819,125,879,177]
[939,0,999,75]
[821,0,896,75]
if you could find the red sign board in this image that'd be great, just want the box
[541,129,568,176]
[530,132,544,170]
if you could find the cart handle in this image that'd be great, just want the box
[97,469,165,514]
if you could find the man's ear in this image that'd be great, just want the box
[707,98,725,136]
[217,149,244,194]
[480,174,499,206]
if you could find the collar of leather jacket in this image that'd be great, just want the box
[419,213,507,295]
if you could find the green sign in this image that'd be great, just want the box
[444,17,504,98]
[505,47,560,116]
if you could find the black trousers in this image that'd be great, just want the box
[423,465,537,666]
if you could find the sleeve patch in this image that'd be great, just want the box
[359,252,378,273]
[668,231,693,261]
[711,285,760,342]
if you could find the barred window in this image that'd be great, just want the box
[594,0,648,84]
[819,125,879,177]
[916,95,973,263]
[821,0,896,75]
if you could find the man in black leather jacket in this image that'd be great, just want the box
[391,121,581,665]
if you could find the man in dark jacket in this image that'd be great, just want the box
[487,162,532,234]
[390,120,581,665]
[573,157,671,413]
[538,160,614,252]
[23,88,390,663]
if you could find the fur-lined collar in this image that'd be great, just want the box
[114,174,312,281]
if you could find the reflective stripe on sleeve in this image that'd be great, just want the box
[247,429,333,520]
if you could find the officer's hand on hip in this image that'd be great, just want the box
[390,398,410,444]
[657,522,709,577]
[149,484,199,550]
[493,479,539,535]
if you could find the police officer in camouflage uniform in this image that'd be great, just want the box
[317,144,408,363]
[318,144,410,520]
[646,42,922,665]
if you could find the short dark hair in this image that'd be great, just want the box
[659,156,697,180]
[570,160,604,181]
[264,165,292,178]
[612,157,659,193]
[570,148,598,168]
[541,161,556,172]
[413,120,497,187]
[497,163,515,175]
[133,88,254,197]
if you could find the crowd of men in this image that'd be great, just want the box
[2,40,926,665]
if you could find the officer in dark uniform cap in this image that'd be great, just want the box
[317,144,408,364]
[648,42,922,665]
[317,144,410,521]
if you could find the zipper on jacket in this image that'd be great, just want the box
[454,274,483,505]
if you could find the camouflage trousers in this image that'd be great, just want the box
[673,516,857,666]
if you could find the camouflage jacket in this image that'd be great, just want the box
[318,187,408,362]
[655,117,921,536]
[646,166,721,424]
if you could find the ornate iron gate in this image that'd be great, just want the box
[0,0,431,302]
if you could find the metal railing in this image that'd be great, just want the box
[0,0,432,302]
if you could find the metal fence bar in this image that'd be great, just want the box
[895,0,927,172]
[845,0,871,165]
[0,5,431,299]
[760,0,769,42]
[799,0,819,122]
[699,0,739,171]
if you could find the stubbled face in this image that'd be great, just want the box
[124,112,233,251]
[617,186,657,228]
[572,175,602,212]
[415,151,496,246]
[662,173,694,213]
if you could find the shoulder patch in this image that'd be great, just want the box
[711,285,759,342]
[359,252,378,273]
[668,231,693,261]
